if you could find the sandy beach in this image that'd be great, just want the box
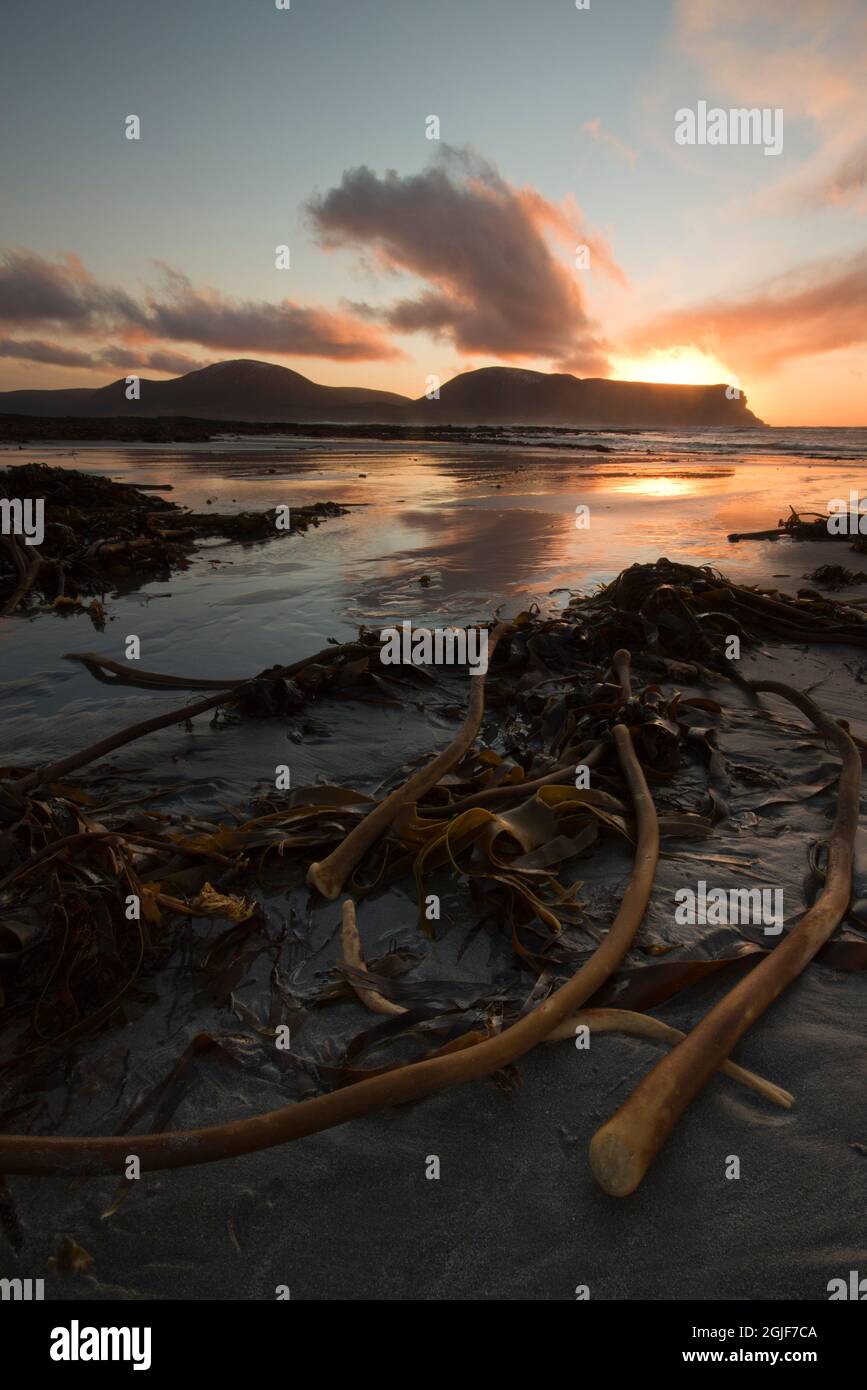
[1,432,866,1300]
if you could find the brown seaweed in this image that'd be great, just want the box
[0,462,347,616]
[0,558,863,1187]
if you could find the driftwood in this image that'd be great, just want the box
[728,505,863,544]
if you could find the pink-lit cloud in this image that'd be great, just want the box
[308,147,620,373]
[0,337,208,374]
[581,119,638,169]
[669,0,867,209]
[629,248,867,372]
[0,249,401,365]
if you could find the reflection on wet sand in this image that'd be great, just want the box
[0,442,863,629]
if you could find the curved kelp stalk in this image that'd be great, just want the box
[545,1010,792,1109]
[589,679,861,1197]
[63,644,364,692]
[307,622,515,899]
[419,742,606,818]
[0,658,659,1175]
[1,534,43,618]
[17,643,365,793]
[341,901,792,1108]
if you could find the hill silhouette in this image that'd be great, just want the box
[0,358,764,427]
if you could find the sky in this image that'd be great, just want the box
[0,0,865,424]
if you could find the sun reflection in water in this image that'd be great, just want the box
[614,476,695,499]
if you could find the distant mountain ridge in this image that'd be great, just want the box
[0,358,764,427]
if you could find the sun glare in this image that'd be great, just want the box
[610,348,734,387]
[615,477,694,498]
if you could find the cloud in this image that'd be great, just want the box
[671,0,864,123]
[0,249,400,363]
[0,250,146,334]
[307,146,620,373]
[143,267,402,361]
[669,0,867,208]
[812,139,867,206]
[97,346,209,375]
[135,349,207,375]
[629,248,867,372]
[581,119,638,168]
[0,337,97,368]
[0,144,629,379]
[0,147,629,377]
[0,336,207,375]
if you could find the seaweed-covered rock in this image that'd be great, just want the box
[0,463,346,614]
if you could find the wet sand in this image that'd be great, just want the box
[2,436,866,1300]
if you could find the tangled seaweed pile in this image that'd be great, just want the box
[0,559,865,1196]
[804,562,867,591]
[0,463,346,618]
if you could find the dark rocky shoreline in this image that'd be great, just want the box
[0,411,766,447]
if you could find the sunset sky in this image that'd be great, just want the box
[1,0,865,424]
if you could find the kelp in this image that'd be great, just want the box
[564,557,867,655]
[805,563,867,590]
[339,899,792,1108]
[0,668,662,1173]
[0,559,864,1186]
[591,680,862,1196]
[0,463,347,616]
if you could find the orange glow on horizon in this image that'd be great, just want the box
[609,347,736,388]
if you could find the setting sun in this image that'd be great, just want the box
[609,347,736,388]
